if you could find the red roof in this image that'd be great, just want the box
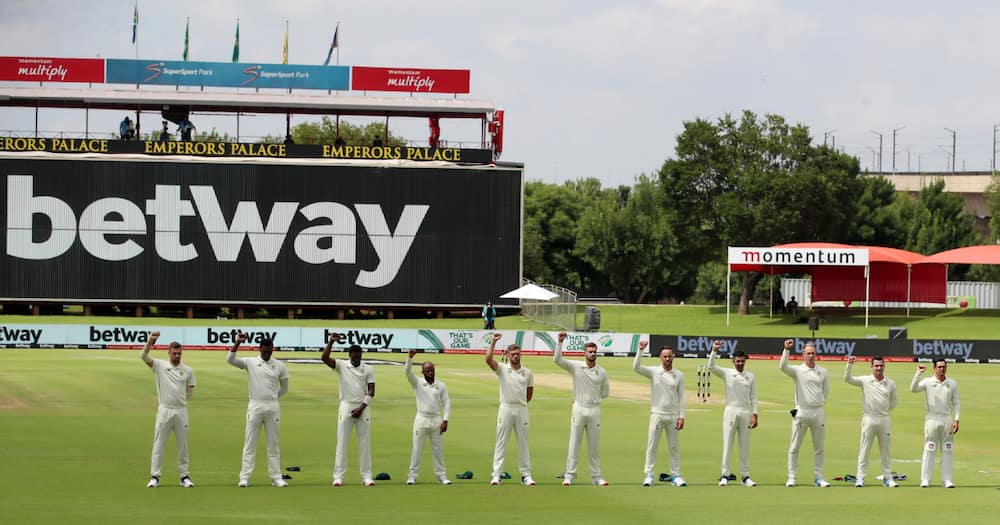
[921,245,1000,264]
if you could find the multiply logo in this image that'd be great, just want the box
[16,64,68,81]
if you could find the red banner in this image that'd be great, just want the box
[0,56,105,83]
[351,66,470,94]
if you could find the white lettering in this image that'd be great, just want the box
[189,186,297,262]
[293,202,356,264]
[78,198,146,261]
[6,175,77,259]
[354,204,429,288]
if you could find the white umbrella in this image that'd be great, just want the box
[500,283,559,301]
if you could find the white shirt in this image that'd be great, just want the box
[495,363,533,407]
[334,360,375,405]
[228,355,289,402]
[405,357,450,419]
[554,343,609,407]
[779,349,829,409]
[844,363,897,417]
[151,359,195,408]
[910,372,960,420]
[633,351,686,417]
[707,351,757,413]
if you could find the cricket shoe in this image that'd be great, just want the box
[742,477,757,487]
[406,477,416,485]
[332,479,343,487]
[272,478,288,487]
[671,476,687,487]
[593,479,609,486]
[718,476,729,487]
[146,476,159,488]
[490,476,502,486]
[362,479,375,487]
[920,479,930,488]
[884,479,899,488]
[855,480,864,488]
[562,478,572,486]
[785,478,796,487]
[180,476,195,488]
[943,480,955,489]
[438,477,452,485]
[642,474,654,487]
[814,478,831,488]
[521,476,536,486]
[238,479,249,488]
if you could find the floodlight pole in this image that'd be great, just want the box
[892,126,905,174]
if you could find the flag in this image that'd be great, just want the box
[183,18,189,61]
[282,20,288,64]
[131,2,138,44]
[323,23,339,66]
[232,19,240,62]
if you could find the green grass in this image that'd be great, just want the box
[2,341,999,524]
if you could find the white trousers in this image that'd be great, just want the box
[856,415,892,481]
[408,413,446,480]
[921,415,955,483]
[564,404,602,482]
[492,405,531,478]
[720,406,752,478]
[150,405,189,478]
[334,403,372,481]
[644,413,680,476]
[240,400,281,482]
[788,407,825,480]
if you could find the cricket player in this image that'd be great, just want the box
[910,359,960,488]
[554,332,610,486]
[633,341,687,487]
[322,337,376,487]
[404,349,451,485]
[227,332,289,487]
[844,355,898,488]
[485,332,536,486]
[779,339,830,487]
[707,341,758,487]
[140,331,196,488]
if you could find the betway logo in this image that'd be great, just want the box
[677,336,737,354]
[17,64,68,81]
[0,326,42,345]
[6,175,428,288]
[912,340,973,360]
[796,338,855,355]
[90,326,149,343]
[324,329,394,348]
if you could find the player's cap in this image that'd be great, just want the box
[374,472,391,481]
[456,470,474,480]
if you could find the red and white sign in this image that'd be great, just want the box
[0,56,105,83]
[351,66,470,94]
[728,246,869,267]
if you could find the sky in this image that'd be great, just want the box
[3,0,1000,187]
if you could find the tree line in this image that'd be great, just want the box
[525,111,1000,310]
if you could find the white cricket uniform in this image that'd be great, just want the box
[910,371,960,483]
[147,358,196,478]
[227,353,289,482]
[332,360,376,482]
[707,350,757,478]
[779,349,829,480]
[405,357,450,481]
[491,362,534,479]
[554,343,610,483]
[844,362,898,482]
[633,350,686,476]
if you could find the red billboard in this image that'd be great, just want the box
[0,56,105,83]
[351,66,470,94]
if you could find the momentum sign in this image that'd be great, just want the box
[728,246,869,266]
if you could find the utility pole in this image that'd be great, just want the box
[870,130,883,172]
[823,129,836,148]
[944,128,956,173]
[892,126,905,174]
[993,124,999,172]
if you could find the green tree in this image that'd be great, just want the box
[263,116,405,146]
[659,111,862,313]
[849,176,908,247]
[575,175,677,303]
[523,180,601,290]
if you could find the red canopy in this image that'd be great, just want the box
[921,245,1000,265]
